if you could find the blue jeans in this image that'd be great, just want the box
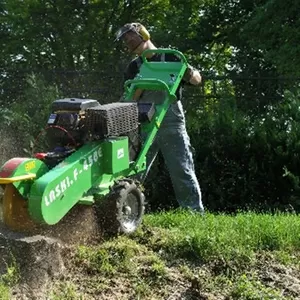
[142,100,204,212]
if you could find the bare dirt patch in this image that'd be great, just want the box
[44,253,300,300]
[0,204,102,300]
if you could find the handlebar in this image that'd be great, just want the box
[124,78,171,92]
[141,48,188,65]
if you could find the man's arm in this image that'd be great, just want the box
[123,57,144,101]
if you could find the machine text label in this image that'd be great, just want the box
[44,147,102,207]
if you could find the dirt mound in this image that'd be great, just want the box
[0,204,102,299]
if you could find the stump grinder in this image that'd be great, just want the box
[0,49,188,235]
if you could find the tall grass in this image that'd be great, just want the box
[142,211,300,263]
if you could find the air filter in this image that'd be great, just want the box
[85,102,139,138]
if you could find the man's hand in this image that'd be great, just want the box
[183,66,202,86]
[189,69,202,85]
[133,88,143,100]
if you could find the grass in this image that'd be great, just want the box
[142,210,300,261]
[229,273,285,299]
[0,283,10,300]
[62,210,300,299]
[0,258,20,300]
[1,210,298,299]
[49,282,83,300]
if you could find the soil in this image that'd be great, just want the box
[7,249,300,300]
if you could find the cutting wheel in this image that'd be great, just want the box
[2,184,36,231]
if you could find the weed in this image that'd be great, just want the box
[230,274,289,299]
[49,282,82,300]
[0,283,10,300]
[0,256,20,299]
[1,263,20,286]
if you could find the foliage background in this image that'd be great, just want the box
[1,0,300,212]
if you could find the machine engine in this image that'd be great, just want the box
[35,98,144,168]
[47,98,100,147]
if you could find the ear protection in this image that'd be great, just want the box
[131,23,150,41]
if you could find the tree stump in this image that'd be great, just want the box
[0,226,65,289]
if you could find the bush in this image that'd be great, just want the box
[0,74,61,152]
[192,90,300,212]
[147,90,300,213]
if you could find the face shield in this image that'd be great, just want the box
[115,26,144,53]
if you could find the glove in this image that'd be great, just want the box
[183,65,195,83]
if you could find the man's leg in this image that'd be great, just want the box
[157,125,204,212]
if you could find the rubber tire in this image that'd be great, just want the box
[96,179,145,235]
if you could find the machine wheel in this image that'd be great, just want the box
[1,184,36,231]
[97,179,145,235]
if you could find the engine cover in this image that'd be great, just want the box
[51,98,100,112]
[45,98,101,148]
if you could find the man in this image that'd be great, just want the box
[115,22,204,213]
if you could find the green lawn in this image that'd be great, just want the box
[143,210,300,262]
[3,211,300,299]
[64,211,300,299]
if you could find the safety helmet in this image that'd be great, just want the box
[114,22,150,42]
